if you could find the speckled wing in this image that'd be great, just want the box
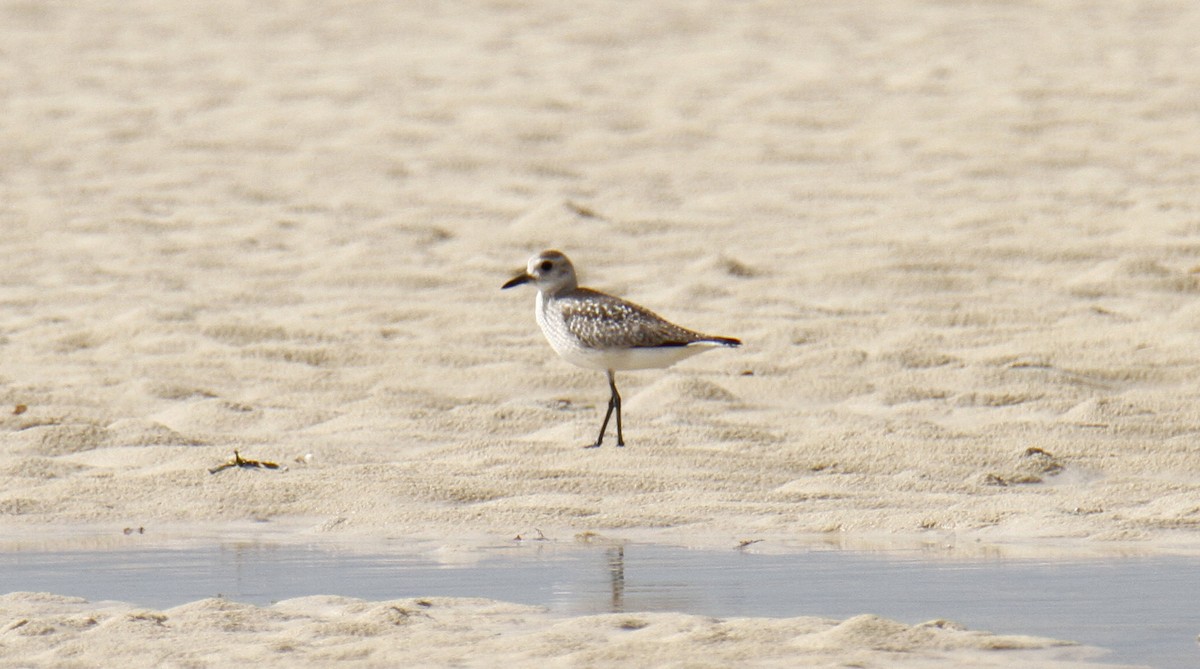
[558,289,712,349]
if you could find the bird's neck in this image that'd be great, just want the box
[539,280,577,299]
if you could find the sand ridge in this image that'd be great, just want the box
[0,592,1128,668]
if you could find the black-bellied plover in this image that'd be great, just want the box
[502,249,741,448]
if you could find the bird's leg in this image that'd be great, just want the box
[587,370,622,448]
[610,371,624,447]
[588,396,613,449]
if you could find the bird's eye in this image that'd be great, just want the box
[539,260,553,272]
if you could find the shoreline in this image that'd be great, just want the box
[1,531,1157,669]
[3,518,1200,561]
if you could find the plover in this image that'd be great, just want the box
[502,249,741,448]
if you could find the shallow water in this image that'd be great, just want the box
[2,541,1197,668]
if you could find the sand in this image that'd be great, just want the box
[2,0,1198,666]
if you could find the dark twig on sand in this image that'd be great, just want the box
[208,450,285,474]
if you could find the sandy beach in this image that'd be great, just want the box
[3,0,1199,666]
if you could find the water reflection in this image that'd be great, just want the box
[1,541,1197,668]
[607,545,624,611]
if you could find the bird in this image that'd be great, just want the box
[502,249,741,448]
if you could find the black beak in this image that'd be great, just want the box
[501,272,531,290]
